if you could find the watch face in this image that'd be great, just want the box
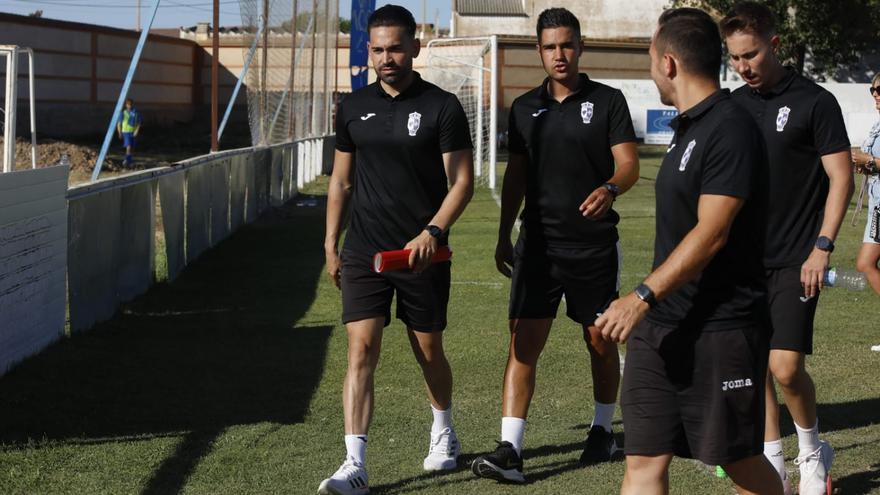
[816,236,834,251]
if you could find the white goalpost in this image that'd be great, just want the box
[424,35,498,189]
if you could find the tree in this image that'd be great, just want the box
[670,0,880,76]
[280,15,351,34]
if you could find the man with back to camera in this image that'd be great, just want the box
[597,8,783,494]
[319,5,474,494]
[470,7,639,483]
[722,3,854,493]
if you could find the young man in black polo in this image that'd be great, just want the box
[721,4,854,494]
[470,8,639,483]
[320,5,474,494]
[597,8,782,495]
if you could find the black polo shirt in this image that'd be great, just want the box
[731,68,850,268]
[647,89,767,331]
[335,72,472,254]
[508,74,637,247]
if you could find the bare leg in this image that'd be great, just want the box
[584,325,620,404]
[620,454,673,495]
[723,454,784,495]
[856,243,880,295]
[407,329,452,409]
[343,317,385,434]
[765,368,781,441]
[501,318,553,418]
[769,349,816,431]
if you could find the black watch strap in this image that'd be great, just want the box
[603,182,619,198]
[634,283,657,308]
[815,236,834,253]
[425,224,444,239]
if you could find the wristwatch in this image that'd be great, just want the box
[815,236,835,253]
[603,183,620,198]
[634,283,657,308]
[425,224,444,239]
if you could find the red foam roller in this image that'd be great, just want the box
[373,246,453,273]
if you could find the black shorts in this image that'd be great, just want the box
[621,320,768,466]
[766,266,817,354]
[340,249,450,332]
[509,240,620,326]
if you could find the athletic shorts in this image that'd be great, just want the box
[122,132,136,148]
[766,266,817,354]
[863,176,880,245]
[340,248,450,332]
[508,240,620,326]
[621,320,768,465]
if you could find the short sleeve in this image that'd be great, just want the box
[335,98,354,153]
[608,90,637,146]
[438,94,473,153]
[811,91,851,156]
[507,102,526,155]
[700,119,761,199]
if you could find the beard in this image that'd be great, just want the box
[375,63,410,85]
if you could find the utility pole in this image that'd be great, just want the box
[211,0,219,151]
[136,0,141,31]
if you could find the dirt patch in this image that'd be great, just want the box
[0,137,115,172]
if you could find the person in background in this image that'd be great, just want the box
[117,98,141,168]
[852,73,880,352]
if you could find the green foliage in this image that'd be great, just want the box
[670,0,880,76]
[280,14,351,33]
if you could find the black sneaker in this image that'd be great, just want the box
[471,441,525,483]
[579,425,617,464]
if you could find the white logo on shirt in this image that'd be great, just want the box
[581,101,594,124]
[360,113,376,121]
[721,378,754,391]
[776,106,791,132]
[679,140,696,171]
[799,295,814,303]
[531,108,548,117]
[667,143,677,154]
[407,112,422,136]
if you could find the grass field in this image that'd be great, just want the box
[1,146,879,494]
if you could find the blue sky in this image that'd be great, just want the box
[0,0,451,30]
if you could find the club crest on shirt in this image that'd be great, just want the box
[679,139,696,171]
[407,111,421,136]
[776,106,791,132]
[581,101,594,124]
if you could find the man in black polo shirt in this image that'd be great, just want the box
[597,8,782,494]
[722,4,854,494]
[471,8,639,483]
[319,5,474,495]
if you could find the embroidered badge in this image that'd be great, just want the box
[776,106,791,132]
[679,140,696,171]
[407,112,421,136]
[581,101,594,124]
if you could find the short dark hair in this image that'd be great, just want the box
[368,4,416,38]
[655,8,722,79]
[536,8,581,42]
[720,1,777,39]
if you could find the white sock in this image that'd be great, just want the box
[764,439,786,480]
[591,401,615,432]
[431,404,453,435]
[344,434,367,465]
[794,421,820,457]
[501,417,526,456]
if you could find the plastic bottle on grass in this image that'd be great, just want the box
[823,268,867,291]
[59,153,70,168]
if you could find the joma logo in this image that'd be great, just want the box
[721,378,753,391]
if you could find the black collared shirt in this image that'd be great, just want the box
[732,68,850,268]
[335,72,473,254]
[648,89,767,331]
[508,74,637,247]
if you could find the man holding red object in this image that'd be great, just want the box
[320,5,474,494]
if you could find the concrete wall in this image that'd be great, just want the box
[0,13,206,137]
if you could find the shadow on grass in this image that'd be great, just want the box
[834,464,880,495]
[0,195,331,494]
[777,397,880,436]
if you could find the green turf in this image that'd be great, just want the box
[1,145,879,494]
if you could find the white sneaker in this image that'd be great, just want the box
[423,427,460,471]
[871,344,880,352]
[317,459,369,495]
[795,441,833,495]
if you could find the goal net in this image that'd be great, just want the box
[423,36,498,189]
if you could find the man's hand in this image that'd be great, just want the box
[852,149,871,164]
[579,186,614,220]
[801,248,830,299]
[405,230,438,273]
[495,238,514,278]
[596,293,650,343]
[326,249,342,289]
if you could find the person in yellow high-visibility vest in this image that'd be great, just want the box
[116,98,142,167]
